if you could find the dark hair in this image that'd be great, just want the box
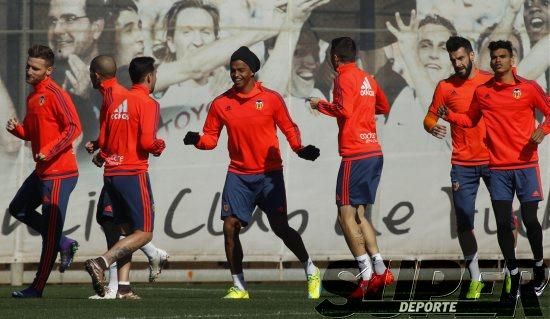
[165,0,220,39]
[446,36,473,53]
[477,24,523,59]
[488,40,514,56]
[105,0,138,23]
[330,37,356,63]
[28,45,55,66]
[129,56,155,84]
[418,15,457,36]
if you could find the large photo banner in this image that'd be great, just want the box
[0,0,548,262]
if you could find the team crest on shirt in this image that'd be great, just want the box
[512,88,521,99]
[255,100,264,110]
[223,203,230,212]
[39,95,45,105]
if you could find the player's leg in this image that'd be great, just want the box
[220,172,256,299]
[451,165,484,299]
[259,171,321,299]
[8,172,45,233]
[489,169,519,301]
[515,167,547,296]
[13,176,77,298]
[85,174,153,298]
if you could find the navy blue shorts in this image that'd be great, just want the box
[489,167,544,203]
[451,164,491,232]
[336,156,383,206]
[221,170,286,226]
[103,173,155,232]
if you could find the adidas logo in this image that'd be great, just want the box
[360,77,375,96]
[111,100,129,120]
[450,90,458,96]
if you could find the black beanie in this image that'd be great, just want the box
[230,46,260,73]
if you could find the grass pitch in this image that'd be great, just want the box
[0,282,548,319]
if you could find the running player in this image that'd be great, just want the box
[308,37,394,299]
[84,56,165,299]
[7,45,81,298]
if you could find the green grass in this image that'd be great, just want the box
[0,282,548,319]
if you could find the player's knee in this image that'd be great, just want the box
[8,203,22,219]
[271,224,290,239]
[223,218,241,237]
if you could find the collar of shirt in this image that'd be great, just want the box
[34,75,52,92]
[131,83,150,96]
[100,77,119,92]
[337,62,356,74]
[493,69,524,88]
[232,81,263,99]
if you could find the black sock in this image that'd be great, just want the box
[520,201,543,261]
[118,284,131,294]
[492,200,517,270]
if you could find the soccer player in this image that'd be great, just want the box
[438,40,549,301]
[7,45,81,298]
[423,36,497,299]
[84,56,165,299]
[85,55,169,299]
[308,37,394,299]
[183,46,322,299]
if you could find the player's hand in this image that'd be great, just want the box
[308,97,321,109]
[85,140,98,154]
[35,153,46,161]
[6,117,19,131]
[183,131,200,145]
[297,144,320,161]
[289,0,331,25]
[530,127,546,144]
[152,139,166,157]
[430,124,447,139]
[437,106,449,119]
[63,54,91,98]
[92,153,104,167]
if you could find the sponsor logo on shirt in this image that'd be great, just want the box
[111,100,129,120]
[359,132,377,143]
[512,88,521,99]
[105,154,124,166]
[360,77,375,96]
[255,100,264,110]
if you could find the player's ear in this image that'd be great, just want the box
[469,50,475,62]
[46,65,53,76]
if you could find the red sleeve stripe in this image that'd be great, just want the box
[46,84,77,158]
[264,88,302,147]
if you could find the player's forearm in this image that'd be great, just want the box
[447,112,475,128]
[42,122,81,160]
[423,112,439,132]
[317,100,349,118]
[195,135,218,150]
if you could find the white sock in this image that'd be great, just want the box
[355,253,372,281]
[303,258,317,276]
[465,253,481,281]
[232,273,247,290]
[108,262,118,291]
[371,253,387,275]
[140,242,158,260]
[535,259,544,267]
[510,268,519,276]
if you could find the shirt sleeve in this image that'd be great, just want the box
[424,81,446,132]
[528,81,550,134]
[446,90,482,128]
[96,97,108,149]
[273,94,302,152]
[317,74,355,118]
[41,92,82,160]
[139,100,163,153]
[196,102,223,150]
